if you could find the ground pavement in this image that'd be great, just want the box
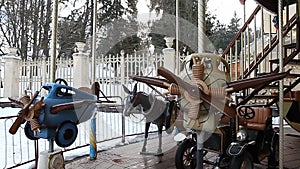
[65,127,300,169]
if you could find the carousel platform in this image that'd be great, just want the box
[65,126,300,169]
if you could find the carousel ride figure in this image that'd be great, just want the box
[129,53,292,169]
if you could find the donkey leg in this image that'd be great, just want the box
[157,124,163,154]
[141,122,151,153]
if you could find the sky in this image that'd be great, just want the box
[137,0,259,25]
[59,0,259,25]
[207,0,258,24]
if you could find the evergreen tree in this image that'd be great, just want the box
[147,0,243,55]
[225,11,241,55]
[148,0,222,54]
[96,0,141,56]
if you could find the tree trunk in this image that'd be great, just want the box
[32,0,41,59]
[41,0,51,58]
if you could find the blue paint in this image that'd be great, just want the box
[90,117,97,159]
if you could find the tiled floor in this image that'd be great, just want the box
[65,127,300,169]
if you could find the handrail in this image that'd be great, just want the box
[221,3,298,80]
[221,5,261,58]
[240,13,298,79]
[237,18,298,106]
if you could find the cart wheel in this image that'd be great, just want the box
[268,133,279,167]
[55,122,78,147]
[24,122,39,140]
[229,151,253,169]
[175,139,196,169]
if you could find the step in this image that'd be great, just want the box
[236,95,277,100]
[285,0,298,5]
[284,43,297,49]
[256,72,272,76]
[266,84,291,89]
[269,58,300,65]
[257,72,299,79]
[288,73,300,78]
[250,95,277,100]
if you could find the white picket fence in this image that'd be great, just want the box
[17,53,170,98]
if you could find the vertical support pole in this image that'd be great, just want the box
[196,132,205,169]
[278,0,284,168]
[196,149,204,169]
[297,0,300,50]
[240,33,244,79]
[34,140,39,169]
[91,0,98,155]
[120,50,126,143]
[247,24,250,74]
[198,0,205,53]
[50,0,58,82]
[254,15,257,76]
[42,57,47,85]
[235,41,238,81]
[90,116,97,159]
[91,0,97,84]
[0,58,2,97]
[122,106,125,143]
[229,48,233,79]
[48,138,54,153]
[261,8,265,73]
[197,1,205,169]
[175,0,179,74]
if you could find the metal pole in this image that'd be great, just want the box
[89,0,98,159]
[198,0,205,53]
[278,0,284,168]
[91,0,97,83]
[175,0,179,74]
[197,1,205,169]
[50,0,59,82]
[48,138,54,153]
[120,51,126,143]
[90,116,97,159]
[34,140,39,169]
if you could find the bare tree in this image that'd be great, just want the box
[0,0,139,60]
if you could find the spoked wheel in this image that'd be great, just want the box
[54,78,68,86]
[24,122,39,140]
[229,151,254,169]
[55,121,78,147]
[175,139,197,169]
[268,133,279,167]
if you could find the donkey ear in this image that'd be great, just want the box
[122,84,130,94]
[133,83,138,93]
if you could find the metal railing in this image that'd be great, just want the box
[0,102,160,169]
[0,52,187,168]
[222,4,299,81]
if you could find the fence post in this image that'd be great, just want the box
[3,48,21,98]
[162,37,176,72]
[73,42,89,88]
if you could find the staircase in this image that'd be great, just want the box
[221,1,300,107]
